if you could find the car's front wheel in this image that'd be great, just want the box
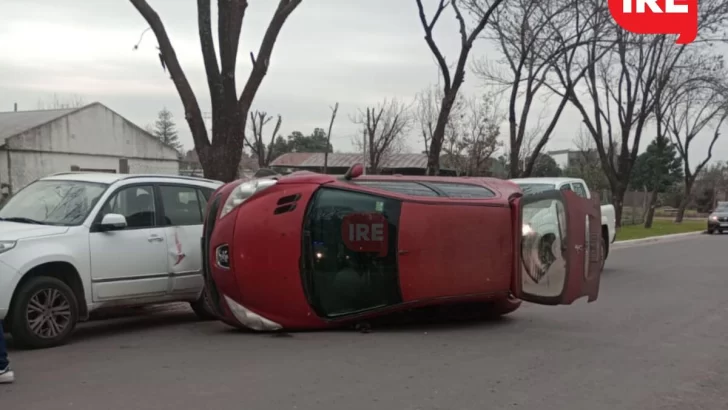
[9,276,79,349]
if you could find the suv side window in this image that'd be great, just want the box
[101,185,156,229]
[572,182,588,198]
[559,184,572,192]
[159,185,204,226]
[196,188,211,213]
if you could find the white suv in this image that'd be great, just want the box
[0,172,222,349]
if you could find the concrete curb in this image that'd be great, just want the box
[612,230,705,247]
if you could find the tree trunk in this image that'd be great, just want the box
[426,92,458,176]
[643,190,659,229]
[675,179,695,223]
[611,187,626,228]
[198,116,245,182]
[508,148,520,178]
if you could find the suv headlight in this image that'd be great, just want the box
[219,178,278,219]
[0,241,16,255]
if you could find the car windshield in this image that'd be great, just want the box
[715,203,728,212]
[0,180,108,226]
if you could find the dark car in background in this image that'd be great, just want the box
[707,201,728,234]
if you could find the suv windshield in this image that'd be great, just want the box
[0,180,108,226]
[715,202,728,212]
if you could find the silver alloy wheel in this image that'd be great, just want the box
[26,288,72,339]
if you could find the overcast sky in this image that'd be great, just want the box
[1,0,726,164]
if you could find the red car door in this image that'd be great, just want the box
[512,189,602,305]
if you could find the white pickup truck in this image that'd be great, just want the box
[509,177,617,267]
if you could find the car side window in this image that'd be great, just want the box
[560,184,572,192]
[159,185,204,226]
[427,182,496,198]
[352,181,439,197]
[572,182,588,198]
[100,185,156,229]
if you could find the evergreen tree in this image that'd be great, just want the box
[153,107,183,151]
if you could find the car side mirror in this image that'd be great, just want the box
[99,213,127,231]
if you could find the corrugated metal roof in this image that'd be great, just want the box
[270,152,315,166]
[270,153,450,169]
[0,107,80,142]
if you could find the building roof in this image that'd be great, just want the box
[0,107,80,142]
[0,102,180,155]
[270,152,452,170]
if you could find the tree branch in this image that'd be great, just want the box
[130,0,210,149]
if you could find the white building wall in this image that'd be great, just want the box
[0,148,8,201]
[0,148,8,186]
[550,152,569,169]
[127,158,180,175]
[4,103,180,193]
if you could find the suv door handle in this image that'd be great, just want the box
[148,235,163,242]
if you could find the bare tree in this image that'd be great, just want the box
[414,83,467,155]
[442,94,503,175]
[323,102,339,174]
[472,0,609,177]
[563,126,610,193]
[129,0,302,182]
[415,0,505,175]
[37,94,86,110]
[352,99,412,174]
[246,110,282,168]
[661,54,728,222]
[551,0,728,226]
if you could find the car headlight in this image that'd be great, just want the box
[522,224,535,236]
[709,215,718,221]
[219,178,278,219]
[0,241,16,255]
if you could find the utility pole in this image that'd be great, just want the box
[361,128,367,175]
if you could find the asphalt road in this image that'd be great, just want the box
[2,233,727,410]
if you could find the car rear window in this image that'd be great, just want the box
[427,182,496,198]
[353,181,439,197]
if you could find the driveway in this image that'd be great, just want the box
[2,234,727,410]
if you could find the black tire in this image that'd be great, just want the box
[708,228,715,234]
[190,286,216,321]
[9,276,79,349]
[600,235,608,271]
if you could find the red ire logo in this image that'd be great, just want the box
[609,0,697,44]
[341,213,388,257]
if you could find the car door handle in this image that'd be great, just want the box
[148,235,164,242]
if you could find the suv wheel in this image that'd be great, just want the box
[9,276,79,349]
[190,286,216,321]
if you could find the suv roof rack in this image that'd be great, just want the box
[120,174,222,184]
[46,171,221,184]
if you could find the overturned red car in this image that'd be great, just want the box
[201,165,603,331]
